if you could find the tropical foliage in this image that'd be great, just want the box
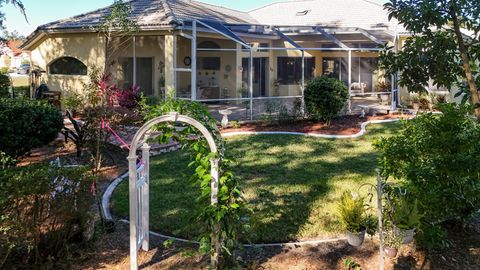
[380,0,480,117]
[375,104,480,248]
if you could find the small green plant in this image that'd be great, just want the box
[383,227,403,249]
[409,93,420,104]
[62,90,84,114]
[304,76,348,125]
[343,258,362,270]
[392,198,423,230]
[337,191,366,233]
[0,67,9,74]
[363,214,378,236]
[230,121,241,129]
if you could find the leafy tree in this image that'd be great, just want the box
[97,0,138,73]
[0,0,27,29]
[380,0,480,118]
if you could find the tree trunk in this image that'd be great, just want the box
[450,6,480,118]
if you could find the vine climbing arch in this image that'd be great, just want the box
[127,112,220,270]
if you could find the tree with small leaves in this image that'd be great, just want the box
[380,0,480,118]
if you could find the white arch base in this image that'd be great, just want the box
[127,112,220,270]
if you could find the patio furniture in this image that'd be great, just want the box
[219,109,232,128]
[358,104,391,117]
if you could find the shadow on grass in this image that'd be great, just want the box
[110,122,401,244]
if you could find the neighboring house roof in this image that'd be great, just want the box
[7,40,27,56]
[249,0,401,31]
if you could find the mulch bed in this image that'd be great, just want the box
[70,221,480,270]
[221,114,411,136]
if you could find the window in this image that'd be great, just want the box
[198,57,221,70]
[118,57,154,96]
[277,57,315,85]
[198,41,221,49]
[49,57,87,75]
[322,57,348,84]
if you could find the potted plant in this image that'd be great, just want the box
[383,227,403,258]
[410,93,420,111]
[419,95,432,111]
[392,198,422,244]
[337,191,367,247]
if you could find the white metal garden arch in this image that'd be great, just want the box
[128,112,220,270]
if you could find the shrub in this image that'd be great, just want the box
[117,85,141,109]
[304,76,348,124]
[0,99,64,160]
[0,163,94,268]
[0,73,11,97]
[375,104,480,248]
[0,67,9,74]
[12,86,30,99]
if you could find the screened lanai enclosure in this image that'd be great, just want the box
[114,20,399,121]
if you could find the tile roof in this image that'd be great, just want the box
[249,0,402,31]
[37,0,257,31]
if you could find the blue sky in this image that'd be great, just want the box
[3,0,387,37]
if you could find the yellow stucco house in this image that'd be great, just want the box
[21,0,424,119]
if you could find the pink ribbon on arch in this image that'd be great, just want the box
[101,118,145,166]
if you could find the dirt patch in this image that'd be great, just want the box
[221,114,411,136]
[71,221,479,270]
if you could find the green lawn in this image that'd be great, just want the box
[111,122,401,243]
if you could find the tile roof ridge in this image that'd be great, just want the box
[37,3,114,30]
[248,0,315,13]
[192,0,250,14]
[161,0,178,24]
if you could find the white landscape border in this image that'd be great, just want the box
[101,117,408,248]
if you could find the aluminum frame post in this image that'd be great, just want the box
[133,36,137,86]
[301,50,305,116]
[249,49,254,120]
[191,21,197,100]
[348,50,352,113]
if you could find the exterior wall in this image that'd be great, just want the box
[110,35,165,96]
[28,30,385,103]
[30,33,106,94]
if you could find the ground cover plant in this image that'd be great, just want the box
[0,163,93,269]
[111,122,401,243]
